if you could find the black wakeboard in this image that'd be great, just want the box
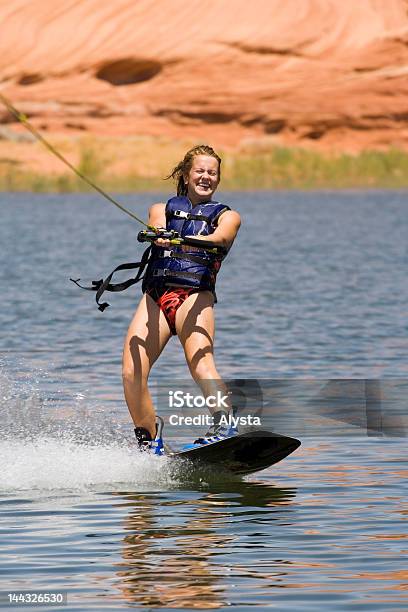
[172,431,301,476]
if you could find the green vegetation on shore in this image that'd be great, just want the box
[1,141,408,192]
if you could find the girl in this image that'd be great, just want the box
[122,145,241,453]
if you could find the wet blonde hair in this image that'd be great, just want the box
[166,144,221,196]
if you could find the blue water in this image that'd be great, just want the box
[0,191,407,610]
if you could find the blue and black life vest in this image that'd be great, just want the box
[71,196,230,311]
[142,196,230,293]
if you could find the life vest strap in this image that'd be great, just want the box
[170,210,210,222]
[70,246,151,312]
[159,250,210,265]
[152,269,202,279]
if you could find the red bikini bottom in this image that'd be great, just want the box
[146,287,199,335]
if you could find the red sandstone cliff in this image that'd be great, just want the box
[1,0,408,152]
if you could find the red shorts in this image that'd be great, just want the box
[147,287,199,335]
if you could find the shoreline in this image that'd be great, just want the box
[1,136,408,192]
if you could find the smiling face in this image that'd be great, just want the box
[185,155,220,204]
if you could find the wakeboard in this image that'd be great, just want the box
[171,431,301,476]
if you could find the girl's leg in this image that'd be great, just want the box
[175,291,231,411]
[122,293,172,436]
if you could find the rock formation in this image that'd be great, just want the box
[1,0,408,152]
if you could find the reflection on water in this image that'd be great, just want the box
[112,482,296,609]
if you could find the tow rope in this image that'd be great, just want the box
[0,93,227,311]
[0,92,152,228]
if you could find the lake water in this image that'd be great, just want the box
[0,191,407,610]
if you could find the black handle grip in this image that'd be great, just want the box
[137,230,179,243]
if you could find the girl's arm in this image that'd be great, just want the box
[187,210,241,249]
[148,203,166,228]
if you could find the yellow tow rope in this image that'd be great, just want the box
[0,93,153,229]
